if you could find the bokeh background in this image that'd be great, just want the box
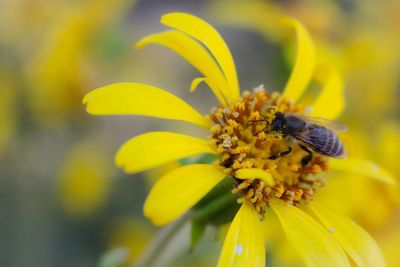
[1,0,399,266]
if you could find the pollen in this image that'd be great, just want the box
[208,86,328,215]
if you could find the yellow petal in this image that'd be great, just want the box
[207,0,283,42]
[235,168,274,186]
[115,132,215,174]
[190,77,209,92]
[281,17,315,103]
[270,199,350,267]
[161,12,240,102]
[83,82,211,128]
[136,30,229,105]
[312,69,345,120]
[144,164,225,225]
[330,158,396,185]
[217,201,265,267]
[309,202,386,267]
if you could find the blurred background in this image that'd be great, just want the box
[0,0,399,266]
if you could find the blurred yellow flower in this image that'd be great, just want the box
[24,0,134,127]
[377,122,400,181]
[107,218,153,265]
[58,141,113,218]
[0,74,16,156]
[83,12,391,267]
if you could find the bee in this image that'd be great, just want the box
[260,112,347,165]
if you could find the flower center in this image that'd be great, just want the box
[208,86,329,215]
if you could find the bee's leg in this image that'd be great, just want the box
[268,146,292,160]
[299,144,313,166]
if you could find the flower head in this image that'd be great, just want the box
[83,12,387,267]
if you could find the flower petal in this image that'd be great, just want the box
[217,200,265,267]
[144,164,225,225]
[208,0,283,42]
[281,17,315,103]
[330,158,396,185]
[136,30,229,105]
[83,82,211,128]
[190,77,209,92]
[161,12,240,102]
[235,168,274,186]
[309,202,386,267]
[270,199,350,267]
[311,69,345,120]
[115,132,215,174]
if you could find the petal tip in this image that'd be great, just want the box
[82,95,96,114]
[143,204,164,226]
[114,152,128,171]
[160,12,188,23]
[82,92,93,105]
[135,38,147,49]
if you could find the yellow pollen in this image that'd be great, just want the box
[208,87,329,215]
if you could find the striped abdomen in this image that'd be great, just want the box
[293,124,346,158]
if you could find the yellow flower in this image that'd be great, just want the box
[24,0,135,126]
[57,140,113,218]
[83,12,389,267]
[0,73,16,156]
[107,218,153,265]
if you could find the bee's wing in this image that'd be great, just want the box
[293,124,346,158]
[287,113,348,133]
[305,117,348,133]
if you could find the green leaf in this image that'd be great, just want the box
[195,154,219,164]
[190,177,240,251]
[207,199,240,225]
[193,193,237,221]
[179,153,218,166]
[194,177,234,209]
[190,220,207,250]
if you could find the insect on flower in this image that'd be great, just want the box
[83,12,391,267]
[253,112,348,166]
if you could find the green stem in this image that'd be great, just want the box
[134,213,190,267]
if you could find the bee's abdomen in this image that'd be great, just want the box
[322,128,345,158]
[298,125,346,158]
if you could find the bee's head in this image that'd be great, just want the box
[271,112,286,133]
